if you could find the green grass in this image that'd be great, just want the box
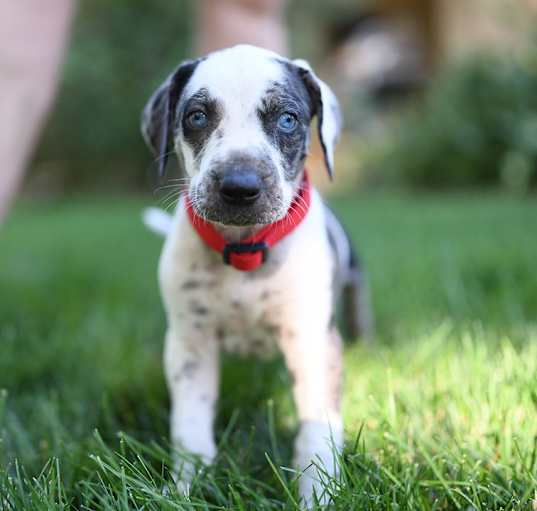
[1,193,536,509]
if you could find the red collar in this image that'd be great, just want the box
[185,172,311,271]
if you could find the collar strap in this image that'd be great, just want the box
[185,172,311,271]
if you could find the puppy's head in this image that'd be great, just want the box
[141,45,341,226]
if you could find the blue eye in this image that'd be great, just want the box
[186,110,208,130]
[277,112,298,133]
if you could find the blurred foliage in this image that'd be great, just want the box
[32,0,195,190]
[287,0,362,61]
[365,47,537,191]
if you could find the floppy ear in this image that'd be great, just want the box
[293,59,342,179]
[140,59,199,178]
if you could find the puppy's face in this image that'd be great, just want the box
[142,45,341,227]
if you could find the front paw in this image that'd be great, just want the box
[295,456,334,509]
[171,442,217,495]
[294,421,343,508]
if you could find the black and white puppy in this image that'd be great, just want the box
[141,45,371,507]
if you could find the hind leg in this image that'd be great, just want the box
[342,267,375,341]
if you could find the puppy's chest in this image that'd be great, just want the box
[179,269,286,357]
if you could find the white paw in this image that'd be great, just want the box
[294,420,343,508]
[171,441,217,495]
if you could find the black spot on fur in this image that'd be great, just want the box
[189,300,209,315]
[181,360,199,378]
[257,62,314,180]
[181,279,202,290]
[174,360,199,381]
[180,88,222,159]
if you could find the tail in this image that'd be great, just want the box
[324,204,375,342]
[142,207,173,237]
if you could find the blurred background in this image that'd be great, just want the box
[12,0,537,197]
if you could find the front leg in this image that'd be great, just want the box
[164,327,219,491]
[280,325,343,507]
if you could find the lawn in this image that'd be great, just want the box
[1,193,536,510]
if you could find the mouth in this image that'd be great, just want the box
[191,197,285,227]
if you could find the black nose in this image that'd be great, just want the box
[219,170,262,206]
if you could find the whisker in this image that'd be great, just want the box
[287,206,299,228]
[292,198,307,216]
[157,189,176,206]
[154,182,189,194]
[295,194,309,214]
[161,193,180,212]
[152,149,176,164]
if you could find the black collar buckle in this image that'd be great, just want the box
[223,241,269,265]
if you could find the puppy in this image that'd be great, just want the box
[141,45,371,506]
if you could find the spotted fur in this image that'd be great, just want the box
[140,45,372,508]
